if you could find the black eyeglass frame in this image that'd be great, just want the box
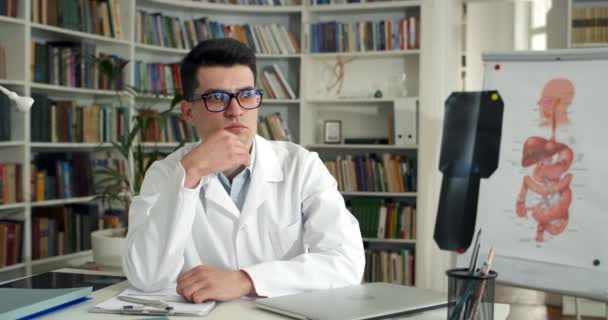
[190,89,264,113]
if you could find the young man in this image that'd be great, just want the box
[122,38,365,303]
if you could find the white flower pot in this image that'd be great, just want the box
[91,228,126,268]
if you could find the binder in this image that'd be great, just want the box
[0,287,92,319]
[393,97,418,145]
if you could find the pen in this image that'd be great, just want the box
[117,296,171,310]
[470,243,480,275]
[468,230,482,274]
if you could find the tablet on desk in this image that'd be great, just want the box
[255,282,447,320]
[0,271,126,291]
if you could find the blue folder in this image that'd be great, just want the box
[0,287,92,319]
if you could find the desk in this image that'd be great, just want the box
[35,269,509,319]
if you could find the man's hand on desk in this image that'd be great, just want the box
[176,265,257,304]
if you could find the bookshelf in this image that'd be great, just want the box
[302,0,421,285]
[0,0,426,286]
[567,0,608,48]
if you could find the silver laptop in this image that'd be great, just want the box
[255,282,447,320]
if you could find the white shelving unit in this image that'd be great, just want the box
[363,238,416,244]
[0,0,425,284]
[30,143,114,150]
[301,0,421,286]
[341,192,417,198]
[308,144,418,150]
[30,196,97,208]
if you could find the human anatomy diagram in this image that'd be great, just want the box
[515,79,574,242]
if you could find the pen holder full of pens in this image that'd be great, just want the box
[446,268,498,320]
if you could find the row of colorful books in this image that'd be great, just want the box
[134,61,297,101]
[0,220,23,267]
[2,153,125,204]
[31,204,99,259]
[571,7,608,44]
[31,41,126,90]
[133,62,182,97]
[0,43,7,80]
[30,94,130,144]
[0,0,18,17]
[0,91,11,141]
[136,12,300,55]
[0,205,126,267]
[363,249,415,286]
[324,153,416,193]
[310,17,420,53]
[348,198,415,239]
[31,153,95,201]
[192,0,300,5]
[139,110,199,143]
[0,163,23,205]
[31,0,123,39]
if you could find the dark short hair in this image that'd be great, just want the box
[180,38,257,101]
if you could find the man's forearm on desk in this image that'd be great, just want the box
[123,164,202,291]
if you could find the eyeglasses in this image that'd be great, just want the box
[191,89,263,112]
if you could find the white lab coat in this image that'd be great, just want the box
[122,135,365,297]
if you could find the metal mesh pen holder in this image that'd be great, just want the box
[446,268,498,320]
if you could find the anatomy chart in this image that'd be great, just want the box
[475,60,608,271]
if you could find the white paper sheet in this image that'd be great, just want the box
[93,285,215,315]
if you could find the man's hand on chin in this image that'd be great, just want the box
[176,265,256,304]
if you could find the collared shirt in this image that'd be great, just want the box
[217,140,256,211]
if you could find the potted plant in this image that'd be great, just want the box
[90,56,184,268]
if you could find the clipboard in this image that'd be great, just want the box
[89,307,212,317]
[89,286,215,317]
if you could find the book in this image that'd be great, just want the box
[0,287,92,319]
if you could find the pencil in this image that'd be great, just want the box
[467,248,495,320]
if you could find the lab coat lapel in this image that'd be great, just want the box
[203,175,240,220]
[237,136,283,229]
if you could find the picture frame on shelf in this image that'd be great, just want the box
[324,120,342,144]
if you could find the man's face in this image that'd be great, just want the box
[181,65,258,149]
